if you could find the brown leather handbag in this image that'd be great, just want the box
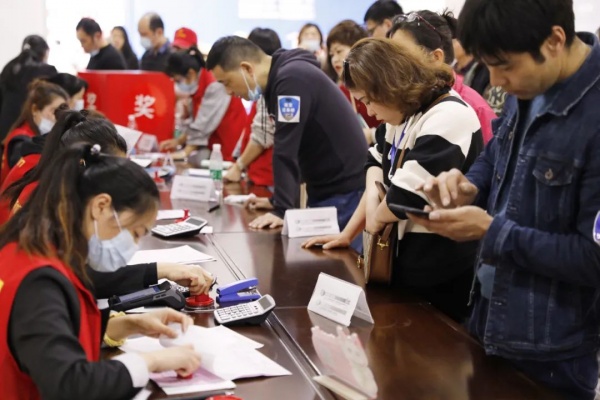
[357,180,397,284]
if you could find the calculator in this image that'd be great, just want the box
[151,216,209,238]
[214,295,276,326]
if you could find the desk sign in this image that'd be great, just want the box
[308,273,374,327]
[311,326,378,400]
[282,207,340,238]
[170,175,214,202]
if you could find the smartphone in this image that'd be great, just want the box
[388,203,431,218]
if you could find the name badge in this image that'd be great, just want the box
[170,175,214,202]
[308,273,374,327]
[282,207,340,238]
[136,133,158,153]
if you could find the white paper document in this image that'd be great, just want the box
[114,124,143,155]
[120,325,291,380]
[127,245,215,265]
[224,193,255,204]
[308,273,374,327]
[282,207,340,238]
[187,168,211,178]
[156,209,186,220]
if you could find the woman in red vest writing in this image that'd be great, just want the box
[159,47,246,162]
[0,143,201,399]
[0,80,68,184]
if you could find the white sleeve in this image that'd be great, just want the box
[113,353,149,388]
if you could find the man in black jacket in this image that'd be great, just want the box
[76,18,126,70]
[207,36,367,230]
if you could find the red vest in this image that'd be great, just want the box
[0,123,36,185]
[0,153,40,225]
[11,181,37,217]
[239,102,274,187]
[0,243,101,400]
[192,70,247,161]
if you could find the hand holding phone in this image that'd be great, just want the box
[388,203,430,218]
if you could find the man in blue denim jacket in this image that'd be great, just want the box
[411,0,600,398]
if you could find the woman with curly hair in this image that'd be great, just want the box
[304,38,484,322]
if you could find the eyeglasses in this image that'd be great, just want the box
[392,12,444,43]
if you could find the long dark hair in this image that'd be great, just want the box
[0,35,50,88]
[44,73,88,97]
[388,10,457,64]
[166,47,206,77]
[0,142,159,278]
[3,106,127,207]
[8,80,68,136]
[112,26,137,63]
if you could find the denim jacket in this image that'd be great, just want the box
[466,33,600,361]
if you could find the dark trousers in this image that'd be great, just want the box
[308,189,363,252]
[469,296,599,400]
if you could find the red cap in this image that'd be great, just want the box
[173,27,198,50]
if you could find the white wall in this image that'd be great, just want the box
[0,0,47,68]
[0,0,598,73]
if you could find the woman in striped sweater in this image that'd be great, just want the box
[304,38,483,321]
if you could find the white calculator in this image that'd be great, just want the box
[151,217,208,238]
[214,295,276,326]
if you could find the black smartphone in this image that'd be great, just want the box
[388,203,431,218]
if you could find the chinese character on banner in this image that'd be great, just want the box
[86,92,97,110]
[134,94,156,119]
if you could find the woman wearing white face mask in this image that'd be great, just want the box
[158,47,247,161]
[0,80,67,185]
[0,143,202,400]
[44,73,88,111]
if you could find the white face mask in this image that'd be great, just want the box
[90,48,99,57]
[74,99,85,111]
[239,69,262,101]
[38,117,54,135]
[301,39,321,53]
[87,210,139,272]
[140,37,153,50]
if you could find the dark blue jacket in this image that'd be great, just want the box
[467,32,600,361]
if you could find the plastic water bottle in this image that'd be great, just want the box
[209,144,223,202]
[127,114,138,131]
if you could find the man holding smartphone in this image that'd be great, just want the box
[413,0,600,398]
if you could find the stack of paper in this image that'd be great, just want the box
[120,325,292,382]
[150,369,235,396]
[127,245,215,265]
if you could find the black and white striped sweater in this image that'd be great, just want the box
[365,90,484,286]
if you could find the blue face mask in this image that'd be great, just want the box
[240,69,262,101]
[88,210,138,272]
[176,80,198,94]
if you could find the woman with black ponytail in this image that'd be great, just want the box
[0,106,215,298]
[0,105,125,224]
[0,35,57,141]
[0,143,202,400]
[159,46,246,161]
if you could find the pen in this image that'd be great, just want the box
[208,203,221,213]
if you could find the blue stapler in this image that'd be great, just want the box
[216,277,260,304]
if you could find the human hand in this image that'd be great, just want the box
[417,169,478,209]
[127,309,194,338]
[248,212,283,229]
[157,263,214,295]
[407,206,492,242]
[141,344,201,377]
[223,163,242,183]
[244,196,274,210]
[301,233,352,250]
[159,138,181,152]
